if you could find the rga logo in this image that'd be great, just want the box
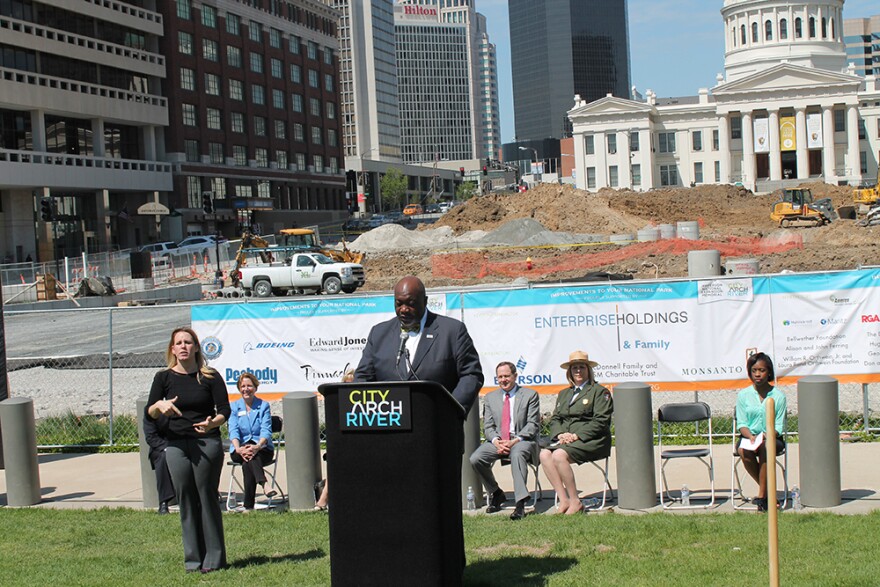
[820,318,846,326]
[225,367,278,386]
[243,341,295,353]
[201,336,223,360]
[862,315,880,323]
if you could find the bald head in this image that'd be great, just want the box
[394,276,427,330]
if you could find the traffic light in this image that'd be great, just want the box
[39,197,53,221]
[482,165,488,176]
[202,192,213,214]
[459,166,465,176]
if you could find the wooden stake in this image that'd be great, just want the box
[766,397,779,587]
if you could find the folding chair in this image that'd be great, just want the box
[552,454,615,511]
[657,402,715,509]
[731,409,788,510]
[499,449,542,508]
[226,415,286,510]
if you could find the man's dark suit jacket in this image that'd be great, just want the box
[355,310,484,414]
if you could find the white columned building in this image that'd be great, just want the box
[569,0,880,193]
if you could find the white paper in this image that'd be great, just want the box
[740,432,764,451]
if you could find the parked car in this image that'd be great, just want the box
[176,235,221,256]
[139,241,178,256]
[438,202,453,214]
[425,204,441,213]
[403,204,423,216]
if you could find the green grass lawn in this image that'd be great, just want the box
[0,508,877,586]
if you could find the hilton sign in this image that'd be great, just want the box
[395,4,438,20]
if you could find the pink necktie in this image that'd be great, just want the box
[501,392,511,441]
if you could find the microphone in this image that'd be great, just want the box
[396,330,408,364]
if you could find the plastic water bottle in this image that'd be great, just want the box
[681,485,691,507]
[584,497,600,510]
[466,486,476,511]
[791,485,803,511]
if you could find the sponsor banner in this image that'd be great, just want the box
[806,112,823,148]
[780,116,797,151]
[339,384,412,431]
[753,118,769,153]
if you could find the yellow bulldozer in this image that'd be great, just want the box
[769,188,837,228]
[853,151,880,215]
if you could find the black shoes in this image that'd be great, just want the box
[158,501,169,515]
[486,488,506,513]
[510,498,528,521]
[755,497,768,512]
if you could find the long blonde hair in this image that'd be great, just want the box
[165,327,215,380]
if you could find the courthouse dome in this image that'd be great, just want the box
[721,0,847,82]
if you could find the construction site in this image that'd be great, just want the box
[350,181,880,292]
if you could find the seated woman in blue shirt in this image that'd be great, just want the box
[736,352,787,512]
[228,372,275,511]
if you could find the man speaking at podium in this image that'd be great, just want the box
[355,275,483,413]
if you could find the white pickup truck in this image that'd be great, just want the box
[237,252,366,297]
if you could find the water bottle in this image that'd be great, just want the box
[466,486,476,511]
[584,497,600,510]
[681,485,691,507]
[791,485,803,511]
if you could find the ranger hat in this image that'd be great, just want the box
[560,350,599,369]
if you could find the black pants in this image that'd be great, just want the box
[230,441,274,509]
[149,447,176,505]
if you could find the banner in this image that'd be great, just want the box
[753,118,769,153]
[780,116,797,151]
[192,269,880,397]
[806,112,823,148]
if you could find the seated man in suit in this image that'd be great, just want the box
[469,361,541,520]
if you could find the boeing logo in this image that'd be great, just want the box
[244,341,296,353]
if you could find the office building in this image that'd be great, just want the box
[844,15,880,78]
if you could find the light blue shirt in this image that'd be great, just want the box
[228,397,273,452]
[736,386,786,436]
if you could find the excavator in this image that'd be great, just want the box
[228,228,364,286]
[769,188,837,228]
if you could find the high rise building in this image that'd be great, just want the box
[844,15,880,78]
[509,0,631,141]
[476,13,502,160]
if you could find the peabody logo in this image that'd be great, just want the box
[201,336,223,360]
[244,341,295,354]
[225,367,278,385]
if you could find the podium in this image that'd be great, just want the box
[319,380,466,587]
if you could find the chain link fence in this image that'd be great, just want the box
[3,303,879,449]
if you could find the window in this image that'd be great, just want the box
[658,132,676,153]
[858,119,866,140]
[326,102,336,119]
[609,165,618,187]
[821,17,827,38]
[249,21,262,42]
[254,116,266,136]
[795,17,802,38]
[741,24,746,45]
[751,22,758,43]
[313,154,323,172]
[271,58,283,79]
[250,52,263,73]
[290,64,302,83]
[227,46,242,68]
[272,89,284,109]
[252,84,265,105]
[694,162,703,183]
[231,112,244,133]
[324,74,334,92]
[632,164,641,187]
[210,177,225,197]
[585,135,595,155]
[714,161,721,182]
[184,139,199,162]
[203,39,218,62]
[207,108,222,130]
[255,148,268,168]
[276,150,288,168]
[233,145,247,166]
[328,129,337,147]
[180,67,195,91]
[311,126,322,144]
[186,177,201,207]
[330,157,339,174]
[808,17,815,38]
[201,4,216,27]
[607,134,617,154]
[295,152,306,171]
[289,35,301,54]
[780,18,788,39]
[630,131,639,151]
[175,0,191,20]
[310,98,321,117]
[294,123,304,141]
[308,69,319,88]
[308,41,318,60]
[830,18,835,39]
[324,48,333,65]
[877,119,880,138]
[229,79,243,101]
[834,109,845,132]
[274,120,286,139]
[292,94,303,113]
[178,31,193,55]
[235,185,250,198]
[269,28,282,48]
[586,167,596,189]
[692,130,702,151]
[765,20,772,41]
[712,129,720,150]
[731,116,742,139]
[660,164,678,186]
[861,151,868,174]
[732,27,737,47]
[182,104,197,126]
[209,142,224,164]
[205,73,220,96]
[226,13,240,35]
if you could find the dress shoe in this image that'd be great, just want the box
[158,501,169,515]
[755,497,768,512]
[486,488,506,513]
[509,498,528,521]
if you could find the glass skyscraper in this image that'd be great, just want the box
[509,0,631,141]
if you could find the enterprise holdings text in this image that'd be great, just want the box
[535,311,689,329]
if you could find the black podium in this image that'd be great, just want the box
[319,380,466,587]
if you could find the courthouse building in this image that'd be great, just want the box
[569,0,880,193]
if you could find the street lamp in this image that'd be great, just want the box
[519,146,540,183]
[358,147,380,216]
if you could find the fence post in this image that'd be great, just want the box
[613,382,656,510]
[0,397,41,506]
[862,383,870,432]
[108,309,114,445]
[282,391,322,510]
[797,375,841,508]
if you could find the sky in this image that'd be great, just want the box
[475,0,879,144]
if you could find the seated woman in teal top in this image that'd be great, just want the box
[228,372,275,511]
[735,352,787,512]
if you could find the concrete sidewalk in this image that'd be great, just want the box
[1,442,878,513]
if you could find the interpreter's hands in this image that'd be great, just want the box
[558,432,578,445]
[156,396,182,417]
[193,417,215,435]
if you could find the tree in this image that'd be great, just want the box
[456,181,478,201]
[380,167,408,210]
